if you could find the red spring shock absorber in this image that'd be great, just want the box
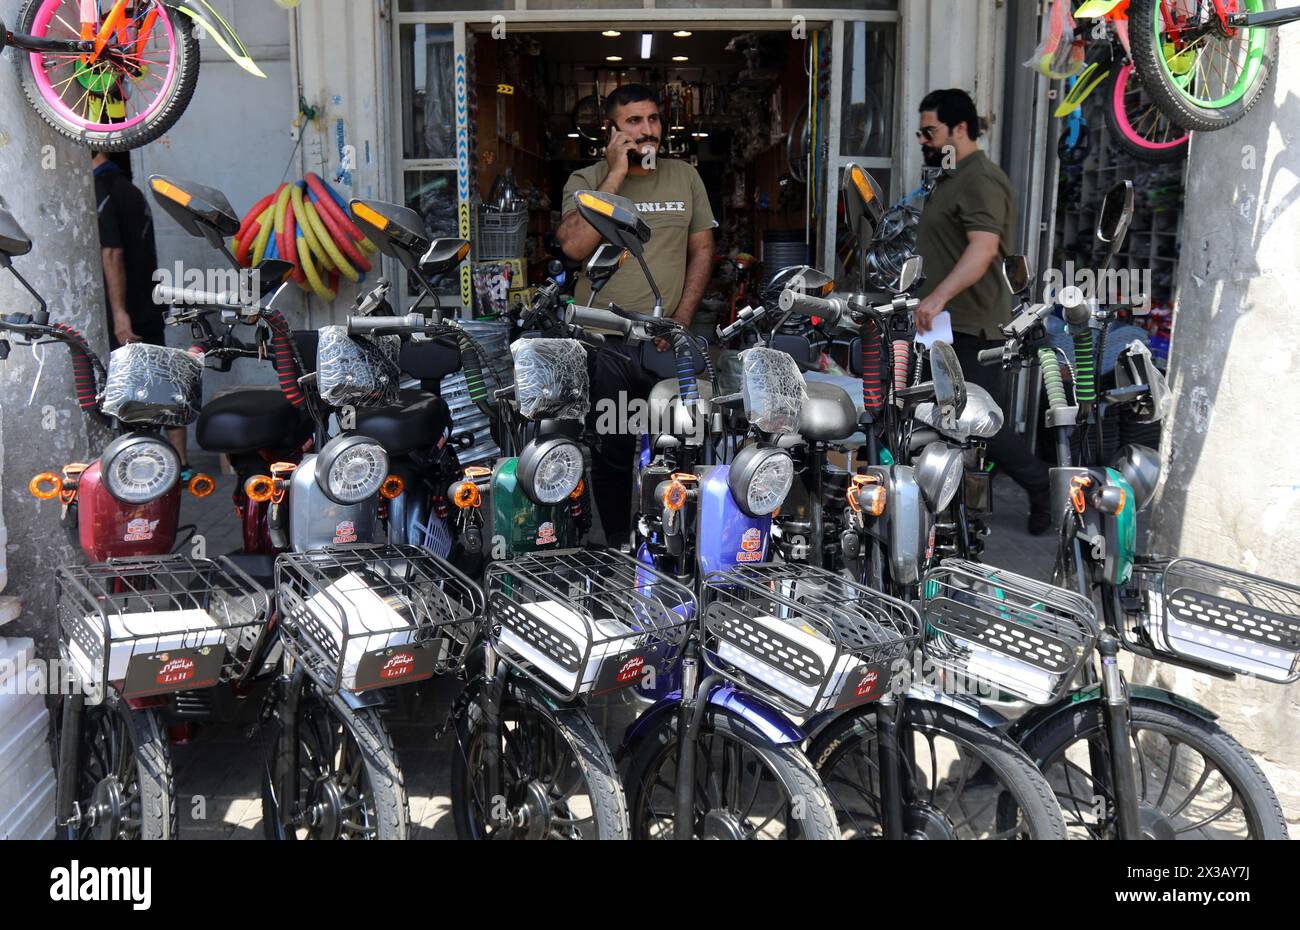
[892,339,911,397]
[861,320,885,413]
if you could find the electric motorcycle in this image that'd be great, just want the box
[978,180,1292,840]
[0,203,272,841]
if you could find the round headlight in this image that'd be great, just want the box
[1111,444,1160,511]
[518,437,584,505]
[729,444,795,517]
[101,434,180,504]
[316,434,389,505]
[915,441,964,513]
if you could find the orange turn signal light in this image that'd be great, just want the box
[381,475,406,500]
[662,479,690,512]
[188,474,216,498]
[245,475,275,503]
[569,478,586,501]
[452,481,481,509]
[30,473,62,500]
[848,484,887,517]
[1070,475,1092,515]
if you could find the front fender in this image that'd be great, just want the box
[170,1,267,77]
[1073,0,1126,18]
[619,683,805,759]
[1007,684,1219,746]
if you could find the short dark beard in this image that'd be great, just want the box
[921,145,946,168]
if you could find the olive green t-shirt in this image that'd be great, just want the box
[913,150,1015,339]
[561,158,716,315]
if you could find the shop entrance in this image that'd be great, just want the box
[394,17,900,324]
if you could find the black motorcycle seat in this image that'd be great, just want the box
[799,381,859,442]
[354,389,452,457]
[197,388,312,455]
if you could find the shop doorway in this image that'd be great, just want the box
[394,16,900,321]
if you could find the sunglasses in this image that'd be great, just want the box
[915,126,941,142]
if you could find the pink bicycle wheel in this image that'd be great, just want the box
[17,0,199,151]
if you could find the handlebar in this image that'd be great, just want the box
[977,347,1003,367]
[776,288,851,327]
[345,313,437,337]
[153,283,246,312]
[566,304,633,337]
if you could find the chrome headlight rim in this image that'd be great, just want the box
[315,433,390,505]
[729,444,795,518]
[915,441,965,513]
[518,436,585,506]
[101,433,181,505]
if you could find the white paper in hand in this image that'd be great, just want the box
[915,310,954,349]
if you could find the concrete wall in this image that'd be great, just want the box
[0,0,113,651]
[1141,28,1300,827]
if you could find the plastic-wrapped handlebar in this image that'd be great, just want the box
[153,284,246,311]
[977,347,1004,366]
[345,313,431,337]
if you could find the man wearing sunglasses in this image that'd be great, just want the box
[911,89,1051,535]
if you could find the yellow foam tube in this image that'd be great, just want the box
[297,230,335,301]
[302,197,359,283]
[250,204,276,267]
[290,184,336,276]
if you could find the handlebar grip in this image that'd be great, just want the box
[345,313,429,336]
[777,288,837,320]
[568,304,632,337]
[153,284,245,311]
[977,347,1003,366]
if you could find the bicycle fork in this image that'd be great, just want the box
[54,692,85,830]
[874,694,908,840]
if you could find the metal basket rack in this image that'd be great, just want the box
[485,548,696,702]
[700,564,920,716]
[57,555,270,704]
[473,205,528,261]
[275,544,483,695]
[1123,557,1300,684]
[922,560,1098,705]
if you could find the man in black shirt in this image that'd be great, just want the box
[93,152,190,474]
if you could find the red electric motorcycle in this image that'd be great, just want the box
[0,204,269,840]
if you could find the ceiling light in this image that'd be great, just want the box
[602,30,621,37]
[673,31,692,38]
[671,125,685,131]
[641,33,653,60]
[692,132,709,138]
[567,132,580,138]
[672,56,689,62]
[606,55,623,62]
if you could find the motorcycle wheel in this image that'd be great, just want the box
[55,696,175,840]
[626,709,840,840]
[261,679,408,840]
[1010,698,1289,840]
[449,675,628,840]
[808,700,1068,840]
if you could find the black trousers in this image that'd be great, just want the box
[951,333,1050,496]
[585,338,657,546]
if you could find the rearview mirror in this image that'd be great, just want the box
[148,176,240,251]
[897,255,925,294]
[419,238,470,279]
[350,199,431,270]
[0,205,33,260]
[1097,180,1135,248]
[842,165,886,246]
[573,190,651,259]
[1001,255,1032,297]
[930,340,968,423]
[254,258,295,295]
[585,243,629,295]
[766,264,833,303]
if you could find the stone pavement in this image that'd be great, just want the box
[171,457,1066,839]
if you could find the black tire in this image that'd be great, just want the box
[626,709,840,840]
[1016,697,1289,840]
[1102,68,1190,164]
[809,700,1067,840]
[55,697,176,840]
[449,676,628,840]
[1129,0,1279,133]
[261,680,409,840]
[16,0,200,152]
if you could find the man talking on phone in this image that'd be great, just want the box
[557,84,716,546]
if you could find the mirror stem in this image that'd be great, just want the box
[2,262,48,317]
[633,252,663,317]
